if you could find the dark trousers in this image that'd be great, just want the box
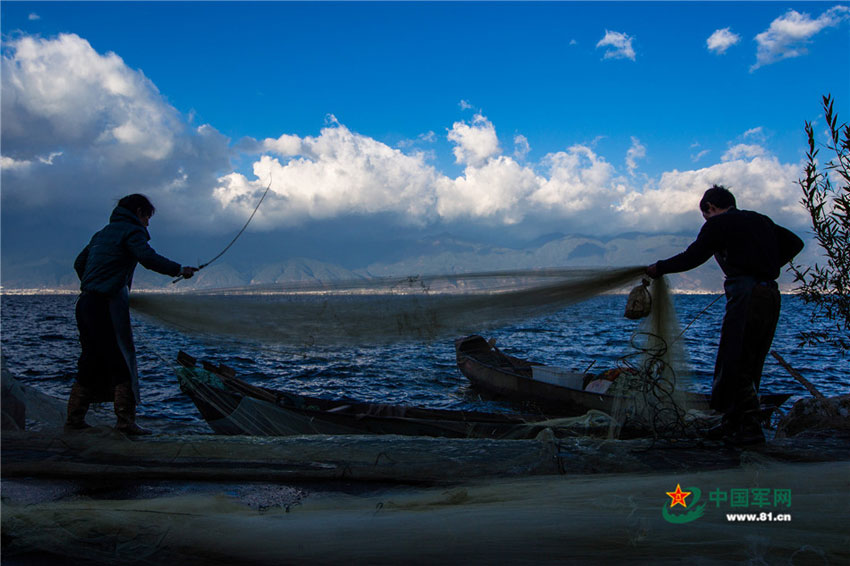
[712,277,781,426]
[76,292,132,401]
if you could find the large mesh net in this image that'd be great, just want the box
[127,266,718,438]
[129,267,649,346]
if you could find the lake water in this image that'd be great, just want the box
[1,293,846,428]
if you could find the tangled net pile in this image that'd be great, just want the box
[610,276,713,440]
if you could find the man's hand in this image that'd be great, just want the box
[180,266,199,279]
[646,263,659,279]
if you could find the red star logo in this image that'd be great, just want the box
[666,484,691,508]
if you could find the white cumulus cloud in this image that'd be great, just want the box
[3,34,177,160]
[596,30,636,61]
[722,144,769,161]
[1,33,231,221]
[617,146,804,232]
[436,156,541,224]
[220,124,440,228]
[262,134,304,156]
[752,5,850,70]
[531,145,624,214]
[222,125,809,238]
[707,27,741,54]
[447,114,501,167]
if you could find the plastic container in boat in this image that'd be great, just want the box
[530,366,585,390]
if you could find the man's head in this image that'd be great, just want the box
[118,194,155,226]
[699,185,735,220]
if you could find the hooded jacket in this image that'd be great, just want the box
[74,206,181,296]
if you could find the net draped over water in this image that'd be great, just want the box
[130,267,650,346]
[129,266,706,437]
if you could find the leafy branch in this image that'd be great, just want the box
[790,94,850,351]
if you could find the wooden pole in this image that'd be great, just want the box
[770,350,839,419]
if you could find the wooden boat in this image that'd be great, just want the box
[175,351,587,439]
[455,335,792,419]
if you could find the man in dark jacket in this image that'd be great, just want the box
[646,185,804,445]
[67,194,197,435]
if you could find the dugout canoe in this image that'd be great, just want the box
[175,351,589,439]
[455,335,792,419]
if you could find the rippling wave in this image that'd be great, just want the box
[1,293,846,425]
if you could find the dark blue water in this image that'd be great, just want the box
[1,293,846,425]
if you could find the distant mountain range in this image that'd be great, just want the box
[1,232,810,293]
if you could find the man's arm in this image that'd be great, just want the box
[652,222,718,277]
[125,230,182,277]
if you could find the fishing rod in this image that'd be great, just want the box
[173,178,273,284]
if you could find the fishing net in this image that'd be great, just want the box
[5,264,711,445]
[14,266,844,564]
[1,358,98,431]
[609,275,705,438]
[3,458,848,565]
[129,267,648,347]
[129,266,713,434]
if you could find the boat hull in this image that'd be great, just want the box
[455,335,791,418]
[176,352,574,439]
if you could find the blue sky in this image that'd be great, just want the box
[2,1,849,275]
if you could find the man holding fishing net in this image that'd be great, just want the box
[646,185,804,446]
[66,194,198,435]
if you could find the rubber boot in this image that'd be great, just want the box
[64,382,93,432]
[114,382,151,436]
